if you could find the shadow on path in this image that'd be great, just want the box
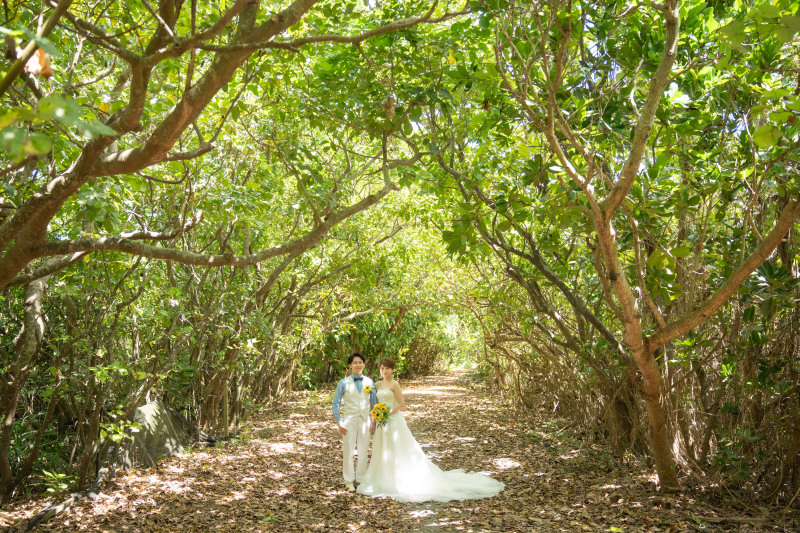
[3,371,783,532]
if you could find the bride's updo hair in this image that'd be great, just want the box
[379,358,396,369]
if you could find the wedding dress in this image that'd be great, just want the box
[356,388,505,502]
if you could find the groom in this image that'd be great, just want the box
[332,352,377,491]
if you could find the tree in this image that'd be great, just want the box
[425,0,800,489]
[0,0,469,503]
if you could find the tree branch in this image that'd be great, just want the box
[646,197,800,350]
[163,142,214,161]
[35,182,398,267]
[7,252,89,287]
[230,0,470,51]
[57,7,140,64]
[140,0,253,67]
[88,0,311,177]
[0,0,73,97]
[600,1,680,219]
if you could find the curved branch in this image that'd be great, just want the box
[36,182,398,266]
[57,7,140,64]
[224,0,471,52]
[141,0,254,67]
[7,212,204,286]
[646,196,800,350]
[88,0,311,177]
[600,1,680,219]
[0,0,73,98]
[163,142,214,162]
[7,252,89,287]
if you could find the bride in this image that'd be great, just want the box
[356,358,505,502]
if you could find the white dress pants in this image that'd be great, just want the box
[341,416,370,482]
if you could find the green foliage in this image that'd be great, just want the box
[0,93,116,162]
[100,419,141,444]
[2,0,800,504]
[40,469,73,497]
[8,416,73,497]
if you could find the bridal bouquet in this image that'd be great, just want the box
[371,403,390,428]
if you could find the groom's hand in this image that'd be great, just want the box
[370,422,376,435]
[337,424,348,435]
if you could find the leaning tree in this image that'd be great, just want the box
[422,0,800,490]
[0,0,469,503]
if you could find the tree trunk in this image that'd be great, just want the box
[75,390,104,490]
[634,344,680,490]
[0,277,49,504]
[222,376,230,438]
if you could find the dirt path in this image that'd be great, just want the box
[3,372,790,532]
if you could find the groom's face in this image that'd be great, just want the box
[349,357,365,376]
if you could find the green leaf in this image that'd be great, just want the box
[80,120,118,137]
[721,21,747,48]
[756,5,781,19]
[782,15,800,33]
[671,246,692,258]
[0,109,19,128]
[0,127,27,160]
[775,26,794,43]
[752,125,782,148]
[769,111,791,122]
[648,250,671,270]
[39,95,82,124]
[26,132,52,155]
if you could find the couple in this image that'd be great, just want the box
[331,352,504,502]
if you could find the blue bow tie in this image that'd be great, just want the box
[353,377,363,381]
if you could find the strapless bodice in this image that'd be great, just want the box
[376,388,395,409]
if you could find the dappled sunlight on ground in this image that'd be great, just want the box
[2,371,786,532]
[266,442,295,454]
[410,388,460,396]
[490,457,522,470]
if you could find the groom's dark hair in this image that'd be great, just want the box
[348,352,366,365]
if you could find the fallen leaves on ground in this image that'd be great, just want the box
[2,371,794,532]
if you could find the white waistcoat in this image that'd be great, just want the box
[341,376,371,421]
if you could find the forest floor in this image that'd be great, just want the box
[2,371,797,532]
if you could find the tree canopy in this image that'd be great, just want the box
[1,0,800,508]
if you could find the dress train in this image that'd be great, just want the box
[356,388,504,502]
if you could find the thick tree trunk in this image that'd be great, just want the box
[628,335,680,489]
[0,277,49,505]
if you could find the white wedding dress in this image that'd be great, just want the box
[356,388,505,502]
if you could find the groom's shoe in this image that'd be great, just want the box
[345,481,355,492]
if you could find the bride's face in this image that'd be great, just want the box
[380,365,393,380]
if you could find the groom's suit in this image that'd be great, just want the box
[333,375,377,483]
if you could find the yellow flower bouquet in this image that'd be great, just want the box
[371,402,390,428]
